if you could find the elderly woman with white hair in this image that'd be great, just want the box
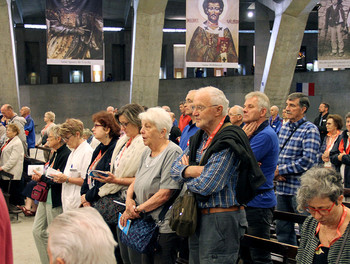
[296,167,350,263]
[119,107,182,264]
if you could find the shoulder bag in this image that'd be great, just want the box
[169,188,197,237]
[119,190,180,254]
[31,181,49,202]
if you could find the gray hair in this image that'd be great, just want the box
[296,167,343,212]
[48,125,64,143]
[345,112,350,120]
[287,93,310,113]
[245,91,270,112]
[117,103,144,131]
[197,86,229,115]
[47,207,116,264]
[139,107,172,139]
[45,111,55,122]
[230,105,244,116]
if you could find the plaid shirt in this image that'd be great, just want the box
[277,117,320,195]
[171,133,239,208]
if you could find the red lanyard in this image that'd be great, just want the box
[1,138,12,152]
[89,150,103,171]
[116,138,132,167]
[201,117,226,153]
[315,204,348,250]
[325,130,341,152]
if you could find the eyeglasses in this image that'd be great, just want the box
[93,124,104,128]
[63,135,73,142]
[191,105,218,112]
[120,122,129,128]
[305,202,336,216]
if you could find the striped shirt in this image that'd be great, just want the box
[297,216,350,264]
[277,117,320,195]
[170,133,239,208]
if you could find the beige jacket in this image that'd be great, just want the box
[0,136,24,180]
[98,134,147,197]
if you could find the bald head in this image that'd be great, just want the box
[1,104,14,119]
[20,106,30,118]
[106,106,114,114]
[270,105,279,118]
[229,105,243,126]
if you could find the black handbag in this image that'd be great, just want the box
[94,193,125,225]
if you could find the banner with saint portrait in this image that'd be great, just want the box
[46,0,104,65]
[318,0,350,68]
[186,0,239,68]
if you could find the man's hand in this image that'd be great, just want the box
[243,122,258,138]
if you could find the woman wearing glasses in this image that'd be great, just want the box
[52,119,93,212]
[80,111,120,207]
[296,167,350,263]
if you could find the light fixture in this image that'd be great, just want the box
[247,11,254,18]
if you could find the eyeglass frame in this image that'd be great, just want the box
[191,104,219,112]
[305,201,336,216]
[63,134,73,142]
[119,122,129,128]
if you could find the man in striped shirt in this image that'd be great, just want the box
[274,92,320,245]
[171,86,253,264]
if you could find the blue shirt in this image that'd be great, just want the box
[179,121,200,151]
[24,115,35,148]
[171,133,239,208]
[247,121,279,208]
[269,114,282,134]
[277,118,320,195]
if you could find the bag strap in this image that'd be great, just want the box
[335,224,350,264]
[279,120,306,154]
[157,189,182,222]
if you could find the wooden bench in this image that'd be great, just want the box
[241,234,298,264]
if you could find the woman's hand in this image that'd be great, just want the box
[92,172,116,183]
[32,169,42,182]
[53,172,67,183]
[322,151,330,162]
[125,198,140,219]
[120,211,132,227]
[338,152,346,161]
[0,167,3,171]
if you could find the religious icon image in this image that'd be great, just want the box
[46,0,103,62]
[186,0,239,68]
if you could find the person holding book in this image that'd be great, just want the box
[52,118,93,212]
[31,125,71,264]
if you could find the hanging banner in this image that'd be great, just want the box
[318,0,350,68]
[186,0,239,68]
[46,0,104,65]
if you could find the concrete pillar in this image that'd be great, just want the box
[0,0,20,109]
[254,2,271,91]
[259,0,318,107]
[130,0,168,107]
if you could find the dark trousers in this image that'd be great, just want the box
[240,207,274,264]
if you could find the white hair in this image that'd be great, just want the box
[197,86,229,115]
[139,107,172,139]
[245,91,270,112]
[230,105,244,116]
[47,207,116,264]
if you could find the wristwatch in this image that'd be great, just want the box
[66,176,69,183]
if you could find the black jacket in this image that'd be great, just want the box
[330,130,350,188]
[188,117,265,205]
[40,144,71,208]
[81,138,117,203]
[314,113,329,144]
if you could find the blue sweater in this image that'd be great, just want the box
[247,121,279,208]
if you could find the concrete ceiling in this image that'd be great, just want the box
[11,0,318,30]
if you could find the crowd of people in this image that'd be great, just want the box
[1,86,350,264]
